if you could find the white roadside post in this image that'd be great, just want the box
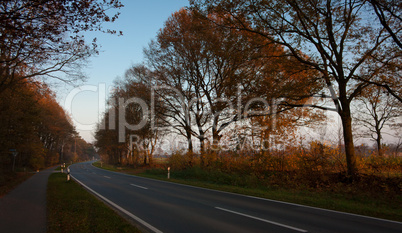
[67,167,70,181]
[167,167,170,179]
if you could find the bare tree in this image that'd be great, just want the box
[144,38,198,153]
[354,86,401,156]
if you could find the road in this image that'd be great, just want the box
[69,161,402,233]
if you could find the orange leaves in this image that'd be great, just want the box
[0,80,79,170]
[167,140,401,189]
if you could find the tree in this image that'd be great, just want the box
[144,10,202,153]
[118,68,166,165]
[145,8,321,158]
[369,0,402,49]
[0,81,43,170]
[0,0,123,93]
[354,86,402,156]
[145,8,267,154]
[36,87,76,166]
[0,79,78,171]
[95,65,167,166]
[94,111,124,165]
[191,0,399,177]
[352,0,402,102]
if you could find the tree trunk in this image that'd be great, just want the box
[212,129,222,145]
[148,152,153,166]
[199,137,205,167]
[212,114,222,145]
[340,108,357,177]
[376,132,383,156]
[199,138,205,154]
[187,132,193,153]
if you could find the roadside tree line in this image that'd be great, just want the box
[95,0,401,178]
[0,0,122,175]
[0,80,96,174]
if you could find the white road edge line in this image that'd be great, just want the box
[70,173,163,233]
[104,176,111,179]
[130,184,148,190]
[90,162,402,225]
[216,207,308,233]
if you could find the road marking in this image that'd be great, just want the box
[87,162,402,226]
[130,184,148,190]
[215,207,308,233]
[104,176,111,179]
[70,174,163,233]
[120,171,402,226]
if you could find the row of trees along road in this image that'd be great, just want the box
[190,0,402,177]
[0,0,122,177]
[94,1,401,178]
[95,8,324,167]
[0,80,96,175]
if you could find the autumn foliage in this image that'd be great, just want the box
[0,80,95,179]
[0,0,122,189]
[84,2,402,201]
[166,143,401,198]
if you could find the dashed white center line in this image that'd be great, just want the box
[104,176,111,179]
[130,184,148,190]
[215,207,308,232]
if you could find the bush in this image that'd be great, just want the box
[165,142,401,197]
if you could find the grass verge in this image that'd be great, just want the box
[0,171,34,198]
[47,172,141,233]
[92,162,402,222]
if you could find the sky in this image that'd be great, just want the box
[59,0,189,143]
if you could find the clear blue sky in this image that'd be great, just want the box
[60,0,189,143]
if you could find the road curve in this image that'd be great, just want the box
[69,161,402,233]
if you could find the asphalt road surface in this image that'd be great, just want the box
[69,161,401,233]
[0,166,57,233]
